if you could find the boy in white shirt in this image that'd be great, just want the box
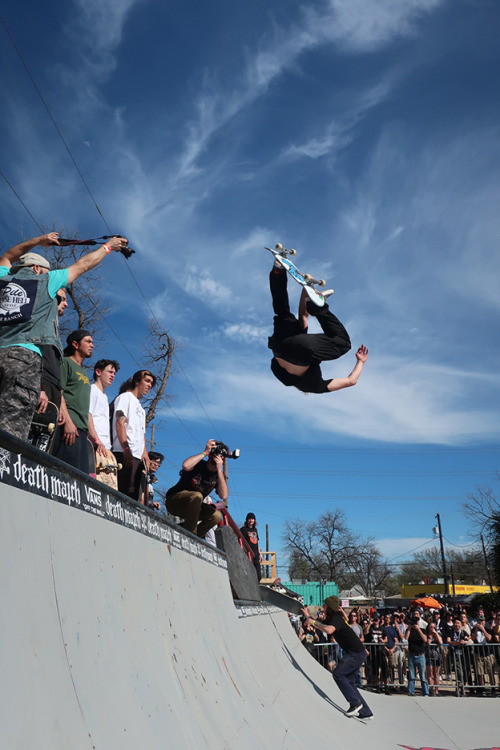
[88,359,119,456]
[112,369,156,499]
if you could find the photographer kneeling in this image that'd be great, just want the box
[165,439,229,538]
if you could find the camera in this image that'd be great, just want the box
[210,441,240,460]
[120,245,135,260]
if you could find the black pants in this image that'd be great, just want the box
[114,452,141,500]
[268,268,351,366]
[53,427,89,473]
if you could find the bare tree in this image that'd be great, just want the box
[463,475,500,585]
[463,477,500,546]
[393,546,486,588]
[282,509,391,594]
[142,318,178,428]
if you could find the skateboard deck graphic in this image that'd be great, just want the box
[95,449,121,490]
[28,401,59,452]
[265,244,331,307]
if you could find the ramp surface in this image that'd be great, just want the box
[0,444,498,750]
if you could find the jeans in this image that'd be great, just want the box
[332,649,372,716]
[408,653,429,696]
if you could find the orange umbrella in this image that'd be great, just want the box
[411,596,443,609]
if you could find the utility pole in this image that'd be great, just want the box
[435,513,449,595]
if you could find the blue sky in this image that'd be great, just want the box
[1,0,499,578]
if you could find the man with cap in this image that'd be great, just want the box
[302,596,373,720]
[52,330,95,472]
[38,287,69,414]
[0,232,128,440]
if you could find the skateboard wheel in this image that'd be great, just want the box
[289,248,296,257]
[318,279,325,287]
[117,463,123,470]
[48,423,55,433]
[275,243,283,251]
[303,273,312,282]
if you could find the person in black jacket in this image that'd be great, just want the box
[239,512,263,581]
[302,596,373,719]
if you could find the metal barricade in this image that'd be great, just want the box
[449,642,499,697]
[307,640,500,697]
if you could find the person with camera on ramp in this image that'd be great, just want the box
[165,438,228,538]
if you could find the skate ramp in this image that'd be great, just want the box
[0,441,498,750]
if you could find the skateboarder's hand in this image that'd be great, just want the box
[37,389,49,414]
[356,345,369,363]
[63,418,78,446]
[204,438,216,454]
[212,453,224,470]
[95,440,108,457]
[38,232,60,246]
[107,235,128,252]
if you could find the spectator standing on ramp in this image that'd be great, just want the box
[89,358,119,456]
[268,260,368,394]
[111,369,155,499]
[240,512,263,581]
[302,596,373,720]
[53,330,97,472]
[38,287,68,413]
[0,232,127,440]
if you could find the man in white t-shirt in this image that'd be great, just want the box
[112,369,156,499]
[88,359,119,455]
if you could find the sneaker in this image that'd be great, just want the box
[322,289,334,300]
[345,704,363,717]
[359,713,374,720]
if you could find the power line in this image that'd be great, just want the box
[0,168,43,231]
[0,14,224,458]
[0,13,111,232]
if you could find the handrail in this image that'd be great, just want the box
[216,504,254,560]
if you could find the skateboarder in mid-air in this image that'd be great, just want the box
[268,260,368,393]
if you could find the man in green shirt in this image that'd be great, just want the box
[53,329,94,473]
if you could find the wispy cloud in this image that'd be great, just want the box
[164,350,500,446]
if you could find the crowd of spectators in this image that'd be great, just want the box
[0,234,257,552]
[0,234,232,536]
[293,604,500,697]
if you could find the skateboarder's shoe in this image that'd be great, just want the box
[345,704,363,717]
[322,288,334,299]
[358,712,373,720]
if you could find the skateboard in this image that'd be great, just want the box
[87,436,96,479]
[265,243,332,307]
[259,584,304,615]
[95,449,121,491]
[28,401,59,452]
